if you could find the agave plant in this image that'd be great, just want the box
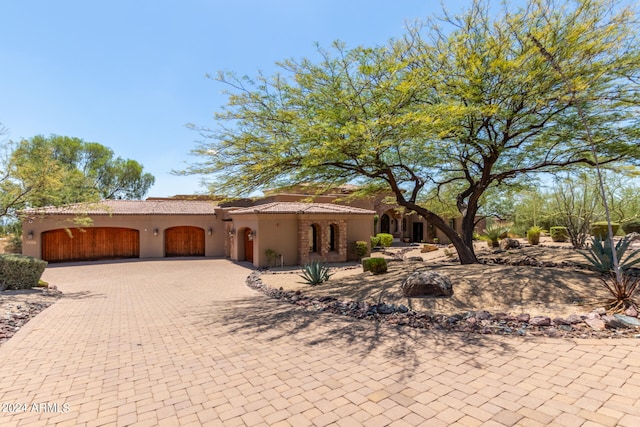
[299,260,332,286]
[582,235,640,312]
[581,235,640,274]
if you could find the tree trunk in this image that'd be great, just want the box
[399,201,478,264]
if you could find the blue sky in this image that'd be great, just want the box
[1,0,472,197]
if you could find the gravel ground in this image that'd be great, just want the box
[0,288,63,346]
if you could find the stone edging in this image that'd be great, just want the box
[246,271,640,340]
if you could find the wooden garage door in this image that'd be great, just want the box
[42,227,140,262]
[165,226,205,257]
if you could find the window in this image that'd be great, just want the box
[309,224,318,253]
[329,224,337,251]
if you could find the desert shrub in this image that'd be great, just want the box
[351,241,368,260]
[0,254,48,291]
[370,235,381,248]
[550,226,569,242]
[622,219,640,235]
[526,226,544,245]
[581,235,640,275]
[376,233,393,248]
[265,249,281,267]
[591,221,619,239]
[421,244,439,253]
[480,224,509,248]
[0,234,22,254]
[299,260,332,286]
[362,257,388,274]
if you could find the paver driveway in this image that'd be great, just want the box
[1,259,640,426]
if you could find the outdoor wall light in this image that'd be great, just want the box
[153,228,159,236]
[27,231,34,240]
[208,228,213,236]
[229,228,236,236]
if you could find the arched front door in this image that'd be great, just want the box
[244,228,254,263]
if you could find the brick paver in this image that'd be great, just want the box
[1,259,639,426]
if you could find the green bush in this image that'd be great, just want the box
[362,257,388,274]
[351,241,368,260]
[0,254,48,291]
[622,219,640,234]
[527,226,544,245]
[591,222,619,239]
[299,260,332,286]
[370,235,381,248]
[376,233,394,248]
[550,226,569,242]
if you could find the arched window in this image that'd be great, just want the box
[309,224,318,253]
[329,224,337,251]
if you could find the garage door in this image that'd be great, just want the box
[42,227,140,262]
[165,226,205,257]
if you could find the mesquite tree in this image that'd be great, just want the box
[185,0,640,264]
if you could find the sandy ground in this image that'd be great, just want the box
[259,238,618,318]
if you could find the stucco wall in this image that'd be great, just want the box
[22,214,225,259]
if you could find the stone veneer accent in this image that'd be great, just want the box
[298,218,347,265]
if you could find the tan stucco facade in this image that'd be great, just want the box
[228,211,373,268]
[22,212,226,259]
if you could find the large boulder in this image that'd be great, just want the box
[401,271,453,297]
[499,238,520,250]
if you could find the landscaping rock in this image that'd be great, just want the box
[401,271,453,297]
[529,316,552,326]
[614,314,640,328]
[584,317,606,331]
[404,256,424,263]
[500,238,521,250]
[516,313,530,323]
[603,315,628,329]
[625,306,639,318]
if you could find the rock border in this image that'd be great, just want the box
[247,272,640,339]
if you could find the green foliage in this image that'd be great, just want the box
[2,135,155,221]
[362,257,388,275]
[351,241,368,260]
[183,0,640,265]
[581,235,640,274]
[480,224,509,248]
[622,219,640,235]
[0,254,48,290]
[298,260,332,286]
[591,222,620,239]
[550,226,569,242]
[527,226,544,245]
[370,235,381,248]
[376,233,393,248]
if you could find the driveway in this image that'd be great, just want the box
[1,259,639,426]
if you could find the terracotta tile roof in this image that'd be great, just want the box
[229,202,374,215]
[21,199,219,216]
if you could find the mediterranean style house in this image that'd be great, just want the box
[20,187,470,267]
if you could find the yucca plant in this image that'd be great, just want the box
[299,260,332,286]
[581,235,640,274]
